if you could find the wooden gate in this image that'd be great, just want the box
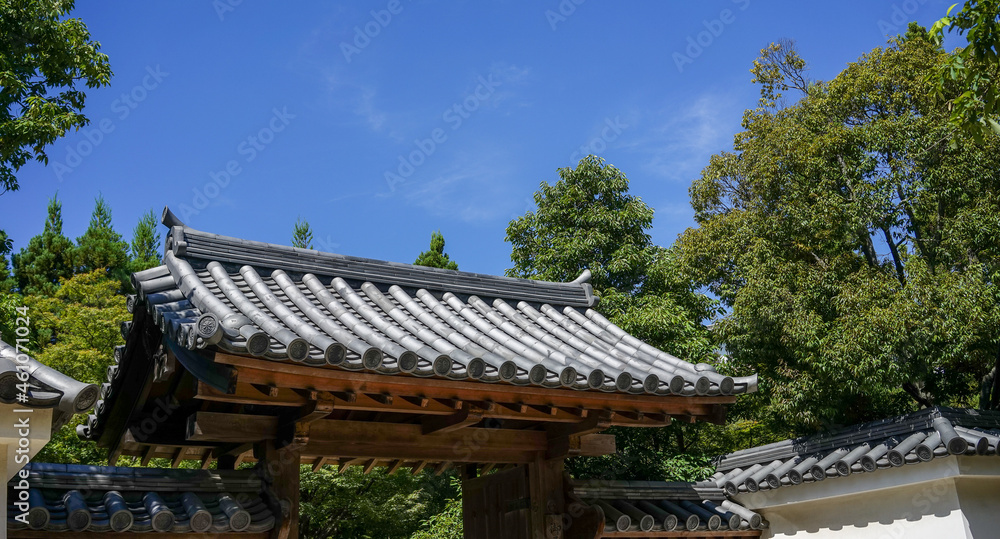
[462,466,532,539]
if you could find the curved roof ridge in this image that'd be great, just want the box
[161,206,596,308]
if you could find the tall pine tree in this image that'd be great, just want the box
[75,195,129,289]
[414,231,458,270]
[292,218,314,249]
[13,194,75,296]
[129,209,161,274]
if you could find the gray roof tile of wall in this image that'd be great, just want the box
[572,479,767,533]
[79,208,757,440]
[6,463,275,533]
[0,339,98,429]
[714,407,1000,496]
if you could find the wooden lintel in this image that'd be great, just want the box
[421,404,483,435]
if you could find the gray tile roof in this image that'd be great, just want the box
[715,407,1000,496]
[0,339,98,429]
[81,207,755,442]
[572,479,766,533]
[7,463,275,533]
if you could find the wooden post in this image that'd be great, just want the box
[257,441,302,539]
[528,458,566,539]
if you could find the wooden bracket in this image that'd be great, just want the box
[276,398,335,450]
[421,402,483,435]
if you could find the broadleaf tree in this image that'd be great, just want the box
[928,1,1000,140]
[505,156,729,481]
[0,0,112,194]
[676,33,1000,434]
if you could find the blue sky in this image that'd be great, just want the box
[2,0,955,277]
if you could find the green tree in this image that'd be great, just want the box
[26,269,126,464]
[13,193,75,296]
[413,231,458,270]
[676,35,1000,433]
[299,466,456,539]
[292,218,314,249]
[0,229,13,292]
[929,2,1000,140]
[129,209,161,274]
[504,157,731,481]
[409,481,462,539]
[506,155,654,294]
[75,195,129,288]
[0,0,112,194]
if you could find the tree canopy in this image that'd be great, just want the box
[75,195,129,289]
[129,209,161,274]
[292,218,314,249]
[413,231,458,270]
[676,34,1000,432]
[13,194,75,296]
[929,1,1000,140]
[505,155,654,293]
[0,0,112,195]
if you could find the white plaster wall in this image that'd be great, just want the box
[757,477,969,539]
[735,455,1000,539]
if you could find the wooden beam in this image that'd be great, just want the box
[338,458,362,473]
[217,353,736,420]
[312,457,329,472]
[185,412,616,463]
[386,460,405,475]
[400,395,429,407]
[140,445,156,466]
[421,404,483,435]
[365,393,393,405]
[171,447,185,468]
[251,383,279,397]
[480,462,496,475]
[433,461,451,476]
[411,461,430,475]
[200,449,213,469]
[363,458,379,475]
